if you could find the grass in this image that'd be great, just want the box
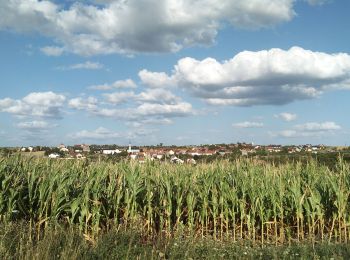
[15,151,46,158]
[1,221,350,259]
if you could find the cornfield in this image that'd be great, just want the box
[0,156,349,244]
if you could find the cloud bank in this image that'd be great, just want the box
[0,0,297,56]
[140,47,350,106]
[0,91,66,118]
[276,121,342,138]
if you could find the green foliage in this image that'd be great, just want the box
[0,156,350,246]
[1,222,350,259]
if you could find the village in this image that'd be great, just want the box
[15,142,348,165]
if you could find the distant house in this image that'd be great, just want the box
[103,149,122,155]
[58,144,66,149]
[203,150,216,156]
[218,150,226,156]
[21,147,33,152]
[127,143,140,155]
[186,158,196,165]
[170,156,184,164]
[48,153,60,159]
[60,147,69,152]
[81,144,90,153]
[241,149,249,156]
[266,145,282,153]
[76,153,85,159]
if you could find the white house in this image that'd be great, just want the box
[48,153,60,159]
[103,149,122,155]
[186,158,196,165]
[60,147,69,152]
[76,153,85,159]
[127,143,140,154]
[170,156,184,164]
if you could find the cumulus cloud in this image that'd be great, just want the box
[140,47,350,106]
[88,79,137,90]
[276,130,301,138]
[70,126,158,141]
[135,102,192,117]
[139,70,176,88]
[276,121,341,138]
[57,61,104,70]
[232,121,264,128]
[275,112,297,122]
[0,0,296,55]
[125,118,173,128]
[16,120,54,130]
[306,0,330,6]
[295,121,341,131]
[70,127,121,140]
[40,46,64,56]
[68,96,98,111]
[68,88,193,124]
[94,102,193,120]
[103,91,136,105]
[0,91,66,118]
[136,89,180,104]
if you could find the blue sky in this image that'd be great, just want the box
[0,0,350,147]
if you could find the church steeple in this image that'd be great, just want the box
[128,140,131,153]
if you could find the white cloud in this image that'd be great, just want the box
[113,79,137,89]
[57,61,104,70]
[70,126,159,141]
[70,127,120,140]
[126,118,173,128]
[141,46,350,106]
[93,102,193,120]
[135,102,192,117]
[23,91,65,107]
[68,88,193,124]
[0,91,66,118]
[0,98,15,109]
[276,121,341,138]
[136,89,180,104]
[139,70,176,88]
[0,0,296,55]
[103,91,135,105]
[16,120,54,130]
[275,112,297,122]
[295,121,341,131]
[276,130,300,138]
[306,0,330,6]
[68,96,98,111]
[40,46,64,56]
[232,121,264,128]
[88,79,137,90]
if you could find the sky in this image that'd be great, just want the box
[0,0,350,147]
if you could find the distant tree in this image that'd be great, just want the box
[0,148,12,157]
